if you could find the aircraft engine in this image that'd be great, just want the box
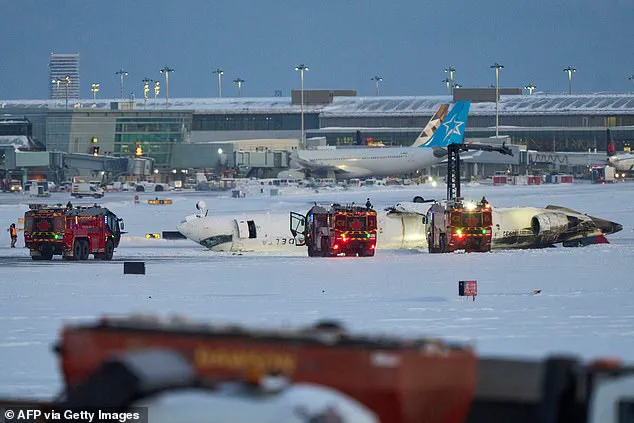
[531,213,570,242]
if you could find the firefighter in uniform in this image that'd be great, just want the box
[8,223,17,248]
[365,198,373,209]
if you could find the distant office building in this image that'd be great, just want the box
[49,53,80,100]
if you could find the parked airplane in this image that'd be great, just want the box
[606,129,634,172]
[176,199,622,253]
[288,102,462,179]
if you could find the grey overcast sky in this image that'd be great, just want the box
[1,0,633,100]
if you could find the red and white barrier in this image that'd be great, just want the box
[493,175,507,185]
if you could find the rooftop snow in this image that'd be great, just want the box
[1,93,634,116]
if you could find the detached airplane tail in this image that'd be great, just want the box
[418,100,471,148]
[410,104,450,147]
[606,128,616,157]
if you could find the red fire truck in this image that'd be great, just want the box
[24,204,123,261]
[290,204,378,257]
[426,199,493,253]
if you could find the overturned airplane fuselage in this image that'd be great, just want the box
[176,200,622,253]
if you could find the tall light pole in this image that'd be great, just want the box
[628,75,634,90]
[233,78,245,97]
[444,66,456,94]
[142,78,150,109]
[152,80,160,110]
[371,76,383,96]
[63,75,71,111]
[91,83,100,106]
[159,66,174,108]
[490,62,504,138]
[563,66,576,94]
[524,82,536,95]
[294,64,309,148]
[442,78,452,94]
[115,69,128,100]
[52,78,62,99]
[213,68,224,97]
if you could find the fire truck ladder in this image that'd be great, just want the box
[446,142,514,201]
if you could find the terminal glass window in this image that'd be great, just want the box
[113,117,187,166]
[193,113,319,131]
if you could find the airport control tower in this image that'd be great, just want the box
[49,53,80,100]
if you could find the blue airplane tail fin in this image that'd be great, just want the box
[418,100,471,148]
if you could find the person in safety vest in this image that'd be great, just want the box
[8,223,17,248]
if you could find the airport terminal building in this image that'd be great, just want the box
[1,88,633,180]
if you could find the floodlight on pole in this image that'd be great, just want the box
[490,62,504,138]
[213,68,224,97]
[294,64,309,148]
[52,77,64,109]
[52,77,62,99]
[142,78,150,109]
[563,66,576,94]
[152,80,160,110]
[91,83,100,106]
[628,75,634,90]
[159,66,174,108]
[115,68,128,100]
[524,82,537,95]
[442,78,452,94]
[371,76,383,96]
[444,66,456,94]
[63,75,71,111]
[233,78,245,97]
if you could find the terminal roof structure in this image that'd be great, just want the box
[2,93,634,116]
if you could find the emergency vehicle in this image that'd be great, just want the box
[424,140,509,254]
[290,203,377,257]
[426,198,493,253]
[24,204,123,260]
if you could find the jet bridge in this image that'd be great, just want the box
[234,150,290,178]
[49,152,154,182]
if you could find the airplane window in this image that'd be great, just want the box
[200,235,232,249]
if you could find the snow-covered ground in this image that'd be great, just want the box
[0,182,633,398]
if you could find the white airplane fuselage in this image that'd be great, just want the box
[608,154,634,172]
[177,210,427,252]
[293,147,443,179]
[176,203,620,253]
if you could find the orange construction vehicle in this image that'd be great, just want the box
[290,203,378,257]
[24,203,124,261]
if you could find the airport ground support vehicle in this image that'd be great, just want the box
[290,203,378,256]
[591,165,616,183]
[1,315,634,423]
[70,182,104,198]
[23,203,123,260]
[427,198,493,253]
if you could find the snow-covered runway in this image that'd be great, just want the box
[0,182,633,397]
